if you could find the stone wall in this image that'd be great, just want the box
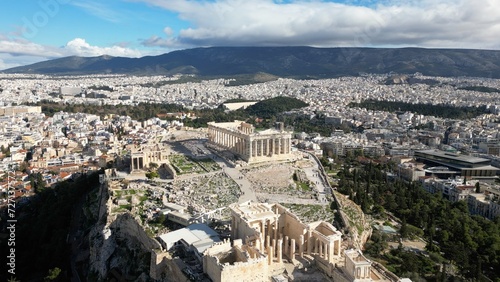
[161,162,177,179]
[314,256,336,277]
[232,214,263,244]
[331,267,352,282]
[204,241,269,282]
[204,241,234,282]
[219,258,268,282]
[150,250,170,280]
[279,211,307,247]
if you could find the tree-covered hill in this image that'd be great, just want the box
[335,160,500,281]
[245,96,308,118]
[349,100,487,120]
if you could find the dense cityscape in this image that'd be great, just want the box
[0,71,499,281]
[2,0,500,281]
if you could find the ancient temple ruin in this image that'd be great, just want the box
[207,121,294,164]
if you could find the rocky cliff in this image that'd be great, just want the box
[333,190,372,250]
[88,180,161,281]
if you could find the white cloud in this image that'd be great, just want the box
[163,26,174,36]
[136,0,500,50]
[65,38,144,57]
[0,39,62,57]
[0,37,149,69]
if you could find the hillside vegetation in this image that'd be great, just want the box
[245,96,309,118]
[349,100,487,120]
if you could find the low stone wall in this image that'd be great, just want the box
[161,162,177,179]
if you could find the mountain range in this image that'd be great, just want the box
[4,46,500,78]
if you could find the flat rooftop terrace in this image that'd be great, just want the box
[415,149,489,164]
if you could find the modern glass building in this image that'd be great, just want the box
[414,149,499,181]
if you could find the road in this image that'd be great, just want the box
[210,155,258,203]
[301,153,331,203]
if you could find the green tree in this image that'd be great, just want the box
[30,172,46,193]
[156,213,166,225]
[145,171,159,179]
[19,161,29,173]
[44,267,61,281]
[1,144,11,158]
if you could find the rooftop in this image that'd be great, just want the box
[415,149,489,164]
[157,223,221,251]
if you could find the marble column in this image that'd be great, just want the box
[248,139,252,159]
[268,246,273,266]
[277,239,283,263]
[307,234,313,255]
[274,222,278,241]
[254,140,258,157]
[299,235,304,258]
[267,220,272,238]
[329,243,334,263]
[260,140,264,156]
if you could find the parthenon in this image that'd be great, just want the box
[207,120,294,164]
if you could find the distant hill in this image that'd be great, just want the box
[4,46,500,78]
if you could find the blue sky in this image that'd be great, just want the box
[1,0,499,69]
